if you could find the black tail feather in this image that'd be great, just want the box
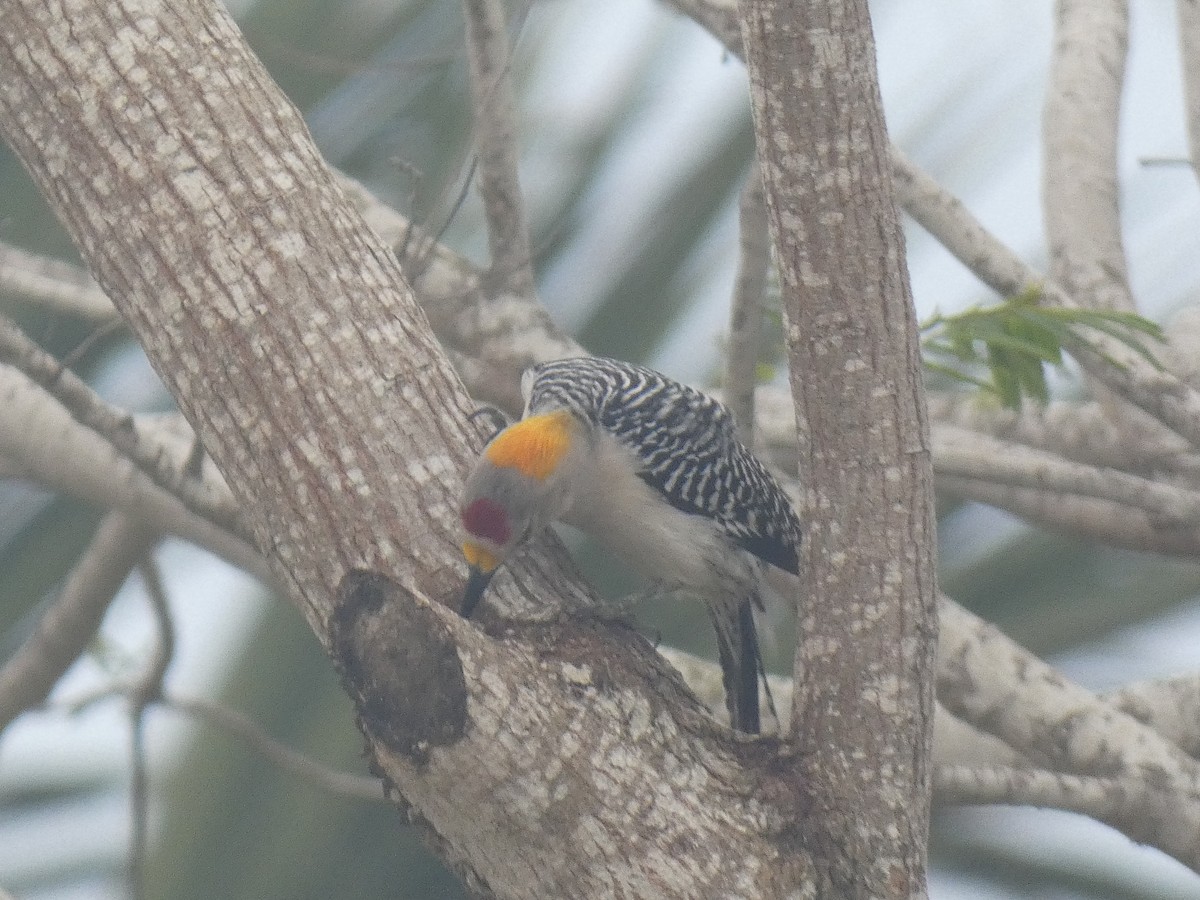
[714,599,762,734]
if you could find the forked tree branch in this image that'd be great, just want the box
[0,1,815,895]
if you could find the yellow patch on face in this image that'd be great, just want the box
[462,541,499,574]
[484,410,574,481]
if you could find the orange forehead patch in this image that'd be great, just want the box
[484,410,573,481]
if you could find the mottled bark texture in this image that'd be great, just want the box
[739,0,938,897]
[0,0,828,896]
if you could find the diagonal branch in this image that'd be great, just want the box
[0,367,267,579]
[0,240,117,321]
[891,149,1200,450]
[0,317,246,540]
[0,512,159,733]
[163,692,385,802]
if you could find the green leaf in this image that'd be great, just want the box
[919,292,1163,410]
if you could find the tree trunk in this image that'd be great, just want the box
[8,0,1200,891]
[0,0,918,895]
[739,0,939,895]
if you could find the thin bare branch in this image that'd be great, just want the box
[891,149,1200,450]
[42,681,385,804]
[0,512,159,734]
[336,172,581,413]
[0,240,116,321]
[134,555,175,707]
[0,316,247,539]
[724,163,771,444]
[0,367,268,580]
[164,693,385,802]
[461,0,535,297]
[128,711,150,900]
[128,553,174,900]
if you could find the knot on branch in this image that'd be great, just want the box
[332,569,468,764]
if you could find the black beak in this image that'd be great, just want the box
[461,566,495,618]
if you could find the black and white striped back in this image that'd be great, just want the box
[524,356,802,575]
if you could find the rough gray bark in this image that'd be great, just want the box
[738,0,938,896]
[0,0,819,896]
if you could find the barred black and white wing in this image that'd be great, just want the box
[525,356,802,575]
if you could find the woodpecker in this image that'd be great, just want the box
[458,356,802,734]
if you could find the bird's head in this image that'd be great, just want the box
[459,409,580,616]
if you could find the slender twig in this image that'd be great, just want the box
[0,315,247,539]
[44,681,383,804]
[0,369,269,581]
[0,512,159,733]
[127,554,174,900]
[891,149,1200,450]
[461,0,535,297]
[134,555,175,706]
[60,318,127,371]
[128,711,150,900]
[163,694,385,802]
[725,164,771,444]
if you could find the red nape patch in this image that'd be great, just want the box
[461,498,511,545]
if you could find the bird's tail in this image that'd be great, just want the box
[712,598,769,734]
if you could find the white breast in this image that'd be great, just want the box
[558,429,761,600]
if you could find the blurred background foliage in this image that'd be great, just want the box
[1,1,1199,898]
